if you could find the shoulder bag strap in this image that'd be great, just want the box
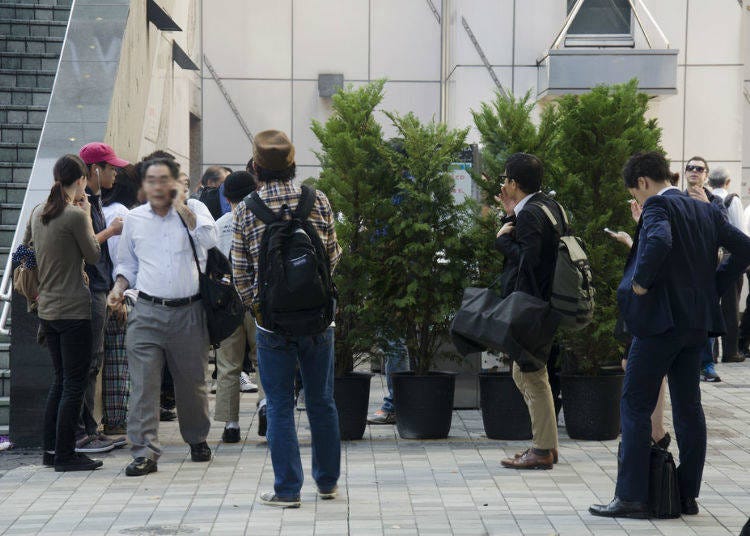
[176,212,202,275]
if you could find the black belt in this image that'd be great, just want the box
[138,292,201,307]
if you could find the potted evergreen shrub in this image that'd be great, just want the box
[547,79,662,440]
[469,89,559,440]
[312,80,390,440]
[371,111,471,440]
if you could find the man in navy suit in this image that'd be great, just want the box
[590,152,750,519]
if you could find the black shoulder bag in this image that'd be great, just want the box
[177,214,244,348]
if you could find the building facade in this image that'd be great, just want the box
[201,0,750,197]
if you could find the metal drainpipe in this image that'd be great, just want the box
[440,0,449,123]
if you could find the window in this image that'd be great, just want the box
[565,0,633,46]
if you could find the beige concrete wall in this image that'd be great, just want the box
[106,0,201,175]
[201,0,748,188]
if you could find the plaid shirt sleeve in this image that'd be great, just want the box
[231,201,256,310]
[314,191,342,272]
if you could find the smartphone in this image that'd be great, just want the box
[169,189,178,200]
[603,227,617,236]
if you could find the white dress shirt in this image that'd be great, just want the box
[712,187,745,234]
[214,210,234,258]
[116,199,217,298]
[102,202,129,280]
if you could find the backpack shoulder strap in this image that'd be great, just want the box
[293,185,316,220]
[244,191,279,224]
[724,193,739,209]
[530,200,568,236]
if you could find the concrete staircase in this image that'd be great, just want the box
[0,0,72,435]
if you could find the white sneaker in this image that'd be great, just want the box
[240,371,258,393]
[296,389,305,411]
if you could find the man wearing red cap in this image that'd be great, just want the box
[74,142,130,454]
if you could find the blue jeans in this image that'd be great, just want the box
[381,338,409,413]
[257,327,340,498]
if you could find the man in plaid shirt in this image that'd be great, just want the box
[232,130,341,509]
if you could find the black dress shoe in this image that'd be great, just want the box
[55,453,103,472]
[681,497,699,515]
[222,426,241,443]
[126,457,157,476]
[722,354,746,363]
[257,404,267,437]
[589,497,649,519]
[190,441,212,462]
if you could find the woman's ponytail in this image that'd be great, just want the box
[40,154,86,225]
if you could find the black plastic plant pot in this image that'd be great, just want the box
[392,371,457,440]
[479,371,532,440]
[333,371,373,441]
[561,371,624,440]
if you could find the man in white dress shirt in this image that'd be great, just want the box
[709,167,746,363]
[107,158,218,476]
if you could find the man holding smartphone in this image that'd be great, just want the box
[108,158,217,476]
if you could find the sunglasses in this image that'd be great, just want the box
[685,164,706,173]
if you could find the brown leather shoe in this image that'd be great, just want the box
[515,448,558,464]
[502,449,553,470]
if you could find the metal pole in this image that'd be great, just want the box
[550,0,585,49]
[203,55,254,145]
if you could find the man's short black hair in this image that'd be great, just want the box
[142,158,180,179]
[505,153,543,194]
[622,151,670,188]
[141,150,176,161]
[687,155,709,173]
[201,166,224,187]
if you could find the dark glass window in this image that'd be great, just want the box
[567,0,632,35]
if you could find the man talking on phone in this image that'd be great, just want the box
[107,158,217,476]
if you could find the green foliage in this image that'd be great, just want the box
[311,80,391,376]
[370,112,471,374]
[547,79,662,374]
[469,90,560,286]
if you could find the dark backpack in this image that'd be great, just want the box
[530,200,595,331]
[244,185,335,336]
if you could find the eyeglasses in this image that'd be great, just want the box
[685,165,706,173]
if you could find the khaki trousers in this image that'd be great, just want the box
[512,362,558,450]
[214,312,262,422]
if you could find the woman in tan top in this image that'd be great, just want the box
[28,154,102,472]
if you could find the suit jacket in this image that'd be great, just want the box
[495,192,560,300]
[618,188,750,338]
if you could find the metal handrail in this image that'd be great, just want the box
[0,239,14,335]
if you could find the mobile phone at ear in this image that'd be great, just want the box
[170,189,177,199]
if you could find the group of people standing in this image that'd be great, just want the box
[27,130,340,508]
[24,129,750,516]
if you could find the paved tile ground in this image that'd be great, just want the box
[1,362,750,535]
